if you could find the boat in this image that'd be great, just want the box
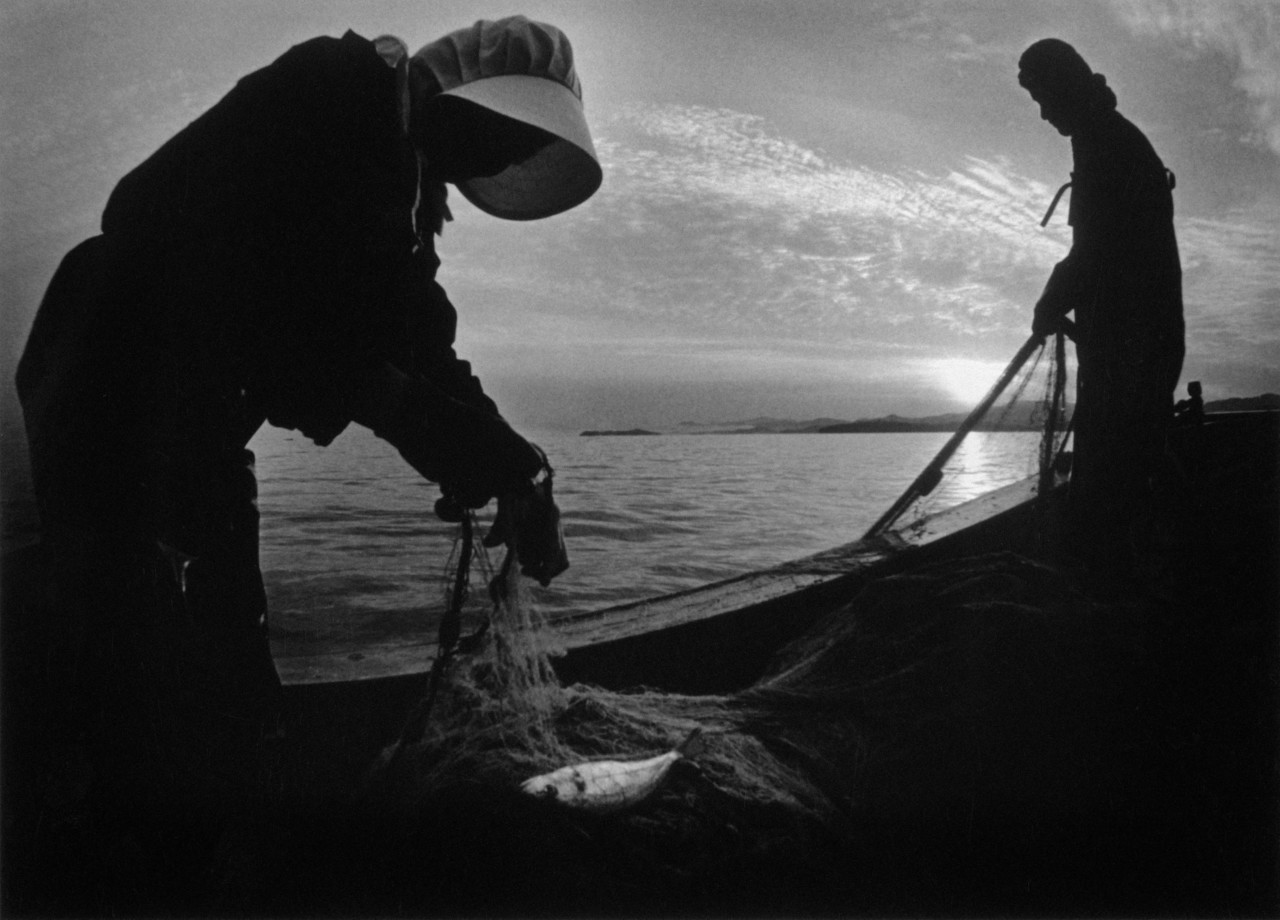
[265,323,1280,794]
[3,362,1275,915]
[273,392,1278,794]
[279,333,1052,695]
[3,331,1275,798]
[274,473,1060,791]
[277,466,1053,694]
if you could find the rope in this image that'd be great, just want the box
[376,512,478,773]
[889,330,1082,539]
[1040,181,1072,227]
[1037,331,1069,497]
[419,513,474,731]
[864,333,1045,539]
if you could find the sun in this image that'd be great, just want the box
[931,358,1003,408]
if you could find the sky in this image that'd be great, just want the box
[1,0,1278,437]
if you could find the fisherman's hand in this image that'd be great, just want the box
[1032,301,1064,337]
[481,476,569,586]
[1032,259,1074,338]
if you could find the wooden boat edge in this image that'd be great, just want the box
[274,474,1047,690]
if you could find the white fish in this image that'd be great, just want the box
[520,728,705,813]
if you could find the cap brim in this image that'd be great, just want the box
[441,75,603,220]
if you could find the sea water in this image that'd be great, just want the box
[247,425,1043,658]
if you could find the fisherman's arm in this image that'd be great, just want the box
[394,242,501,414]
[1032,253,1082,338]
[344,360,568,585]
[344,360,540,499]
[1032,172,1110,339]
[1036,129,1164,342]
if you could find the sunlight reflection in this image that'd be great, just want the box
[926,431,1042,511]
[930,358,1006,407]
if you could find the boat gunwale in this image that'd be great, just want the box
[275,473,1047,687]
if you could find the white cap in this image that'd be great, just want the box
[411,16,602,220]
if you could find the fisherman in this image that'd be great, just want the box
[1019,38,1185,585]
[1173,380,1205,426]
[11,16,595,910]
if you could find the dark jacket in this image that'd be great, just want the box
[1044,108,1184,372]
[18,31,494,538]
[1037,108,1186,563]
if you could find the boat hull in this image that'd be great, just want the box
[274,408,1278,776]
[4,410,1274,791]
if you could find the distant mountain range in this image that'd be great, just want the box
[579,428,663,437]
[584,405,1054,436]
[1200,394,1280,413]
[580,394,1279,437]
[676,417,856,434]
[817,404,1054,434]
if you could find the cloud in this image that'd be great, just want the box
[1180,206,1280,316]
[564,104,1068,349]
[435,83,1276,413]
[1178,202,1280,384]
[1112,0,1280,156]
[440,97,1279,424]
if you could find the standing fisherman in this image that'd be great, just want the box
[1019,38,1185,585]
[10,16,592,910]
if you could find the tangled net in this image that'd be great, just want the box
[278,346,1271,915]
[348,345,1121,912]
[357,520,1128,915]
[371,533,841,833]
[897,333,1073,535]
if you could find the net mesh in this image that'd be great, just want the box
[360,544,1107,914]
[371,540,839,828]
[896,335,1072,531]
[358,344,1080,904]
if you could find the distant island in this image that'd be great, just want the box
[581,394,1278,437]
[585,406,1051,436]
[580,428,662,437]
[818,407,1048,434]
[1199,394,1280,413]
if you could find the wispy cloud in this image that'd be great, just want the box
[1112,0,1280,155]
[570,103,1068,349]
[3,0,1274,434]
[446,97,1277,419]
[1179,203,1280,387]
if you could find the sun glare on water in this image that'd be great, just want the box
[931,358,1004,408]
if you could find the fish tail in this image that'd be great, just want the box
[676,726,705,760]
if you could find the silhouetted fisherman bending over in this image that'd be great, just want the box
[9,17,593,912]
[1019,38,1185,585]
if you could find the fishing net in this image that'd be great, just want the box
[895,333,1073,534]
[293,352,1280,919]
[358,543,1123,915]
[349,339,1103,912]
[342,542,1176,919]
[370,529,839,830]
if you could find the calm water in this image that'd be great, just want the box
[247,426,1043,657]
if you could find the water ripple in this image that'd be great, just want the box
[248,427,1041,652]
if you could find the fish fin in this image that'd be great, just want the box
[676,727,705,760]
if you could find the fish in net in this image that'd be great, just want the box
[269,333,1269,915]
[359,540,1125,915]
[353,340,1106,910]
[369,528,839,832]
